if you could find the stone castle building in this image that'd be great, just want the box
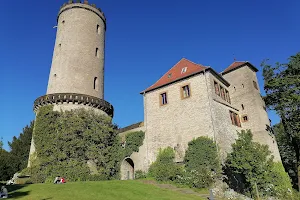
[28,1,281,179]
[119,58,281,180]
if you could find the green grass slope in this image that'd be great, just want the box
[6,180,205,200]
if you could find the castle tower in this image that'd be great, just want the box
[28,1,113,167]
[222,62,281,161]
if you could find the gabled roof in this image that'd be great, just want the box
[221,61,258,75]
[141,58,208,94]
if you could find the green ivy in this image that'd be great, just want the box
[124,131,145,157]
[27,105,123,183]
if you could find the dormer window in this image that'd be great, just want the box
[181,67,187,74]
[168,73,172,78]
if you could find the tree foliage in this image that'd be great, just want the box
[8,121,34,172]
[273,122,298,188]
[124,131,145,157]
[0,149,15,181]
[225,130,292,198]
[262,52,300,189]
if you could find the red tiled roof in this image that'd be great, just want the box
[222,61,258,74]
[141,58,207,93]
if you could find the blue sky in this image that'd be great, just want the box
[0,0,299,151]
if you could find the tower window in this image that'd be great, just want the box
[214,81,220,95]
[253,81,258,90]
[160,92,168,106]
[241,104,244,110]
[97,24,100,34]
[62,20,65,24]
[229,111,241,127]
[225,89,231,104]
[181,84,190,99]
[220,86,225,100]
[242,115,248,122]
[242,84,244,88]
[95,48,99,58]
[94,77,98,91]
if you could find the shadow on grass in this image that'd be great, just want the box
[2,184,31,199]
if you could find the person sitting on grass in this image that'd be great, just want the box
[0,186,8,199]
[53,176,61,184]
[60,177,66,184]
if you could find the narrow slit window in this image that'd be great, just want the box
[95,48,99,58]
[160,92,168,105]
[94,77,98,91]
[253,81,258,90]
[97,24,100,34]
[241,104,244,110]
[181,85,190,99]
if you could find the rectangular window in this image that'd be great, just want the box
[181,85,190,99]
[95,48,99,58]
[253,81,258,90]
[225,89,231,104]
[229,111,241,127]
[160,92,168,105]
[97,24,100,34]
[220,86,225,100]
[214,81,220,95]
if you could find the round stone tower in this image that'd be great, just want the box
[28,0,113,167]
[47,0,106,99]
[33,0,113,116]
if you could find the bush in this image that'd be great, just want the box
[176,167,215,188]
[149,147,183,182]
[176,136,220,188]
[135,170,147,179]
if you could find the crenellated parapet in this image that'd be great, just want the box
[34,93,114,117]
[58,0,106,28]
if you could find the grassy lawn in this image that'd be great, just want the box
[5,180,206,200]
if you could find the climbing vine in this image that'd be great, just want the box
[26,105,122,183]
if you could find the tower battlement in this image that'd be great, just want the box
[59,1,106,25]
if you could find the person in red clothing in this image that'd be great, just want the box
[60,177,66,184]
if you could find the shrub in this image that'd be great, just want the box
[177,136,220,188]
[176,167,215,188]
[149,147,183,182]
[135,170,147,179]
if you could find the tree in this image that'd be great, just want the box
[0,149,15,181]
[225,130,292,198]
[8,121,34,171]
[262,52,300,189]
[273,123,298,188]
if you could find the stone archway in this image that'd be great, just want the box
[120,157,134,180]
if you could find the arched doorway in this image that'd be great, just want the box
[120,157,134,180]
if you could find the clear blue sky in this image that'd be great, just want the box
[0,0,299,151]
